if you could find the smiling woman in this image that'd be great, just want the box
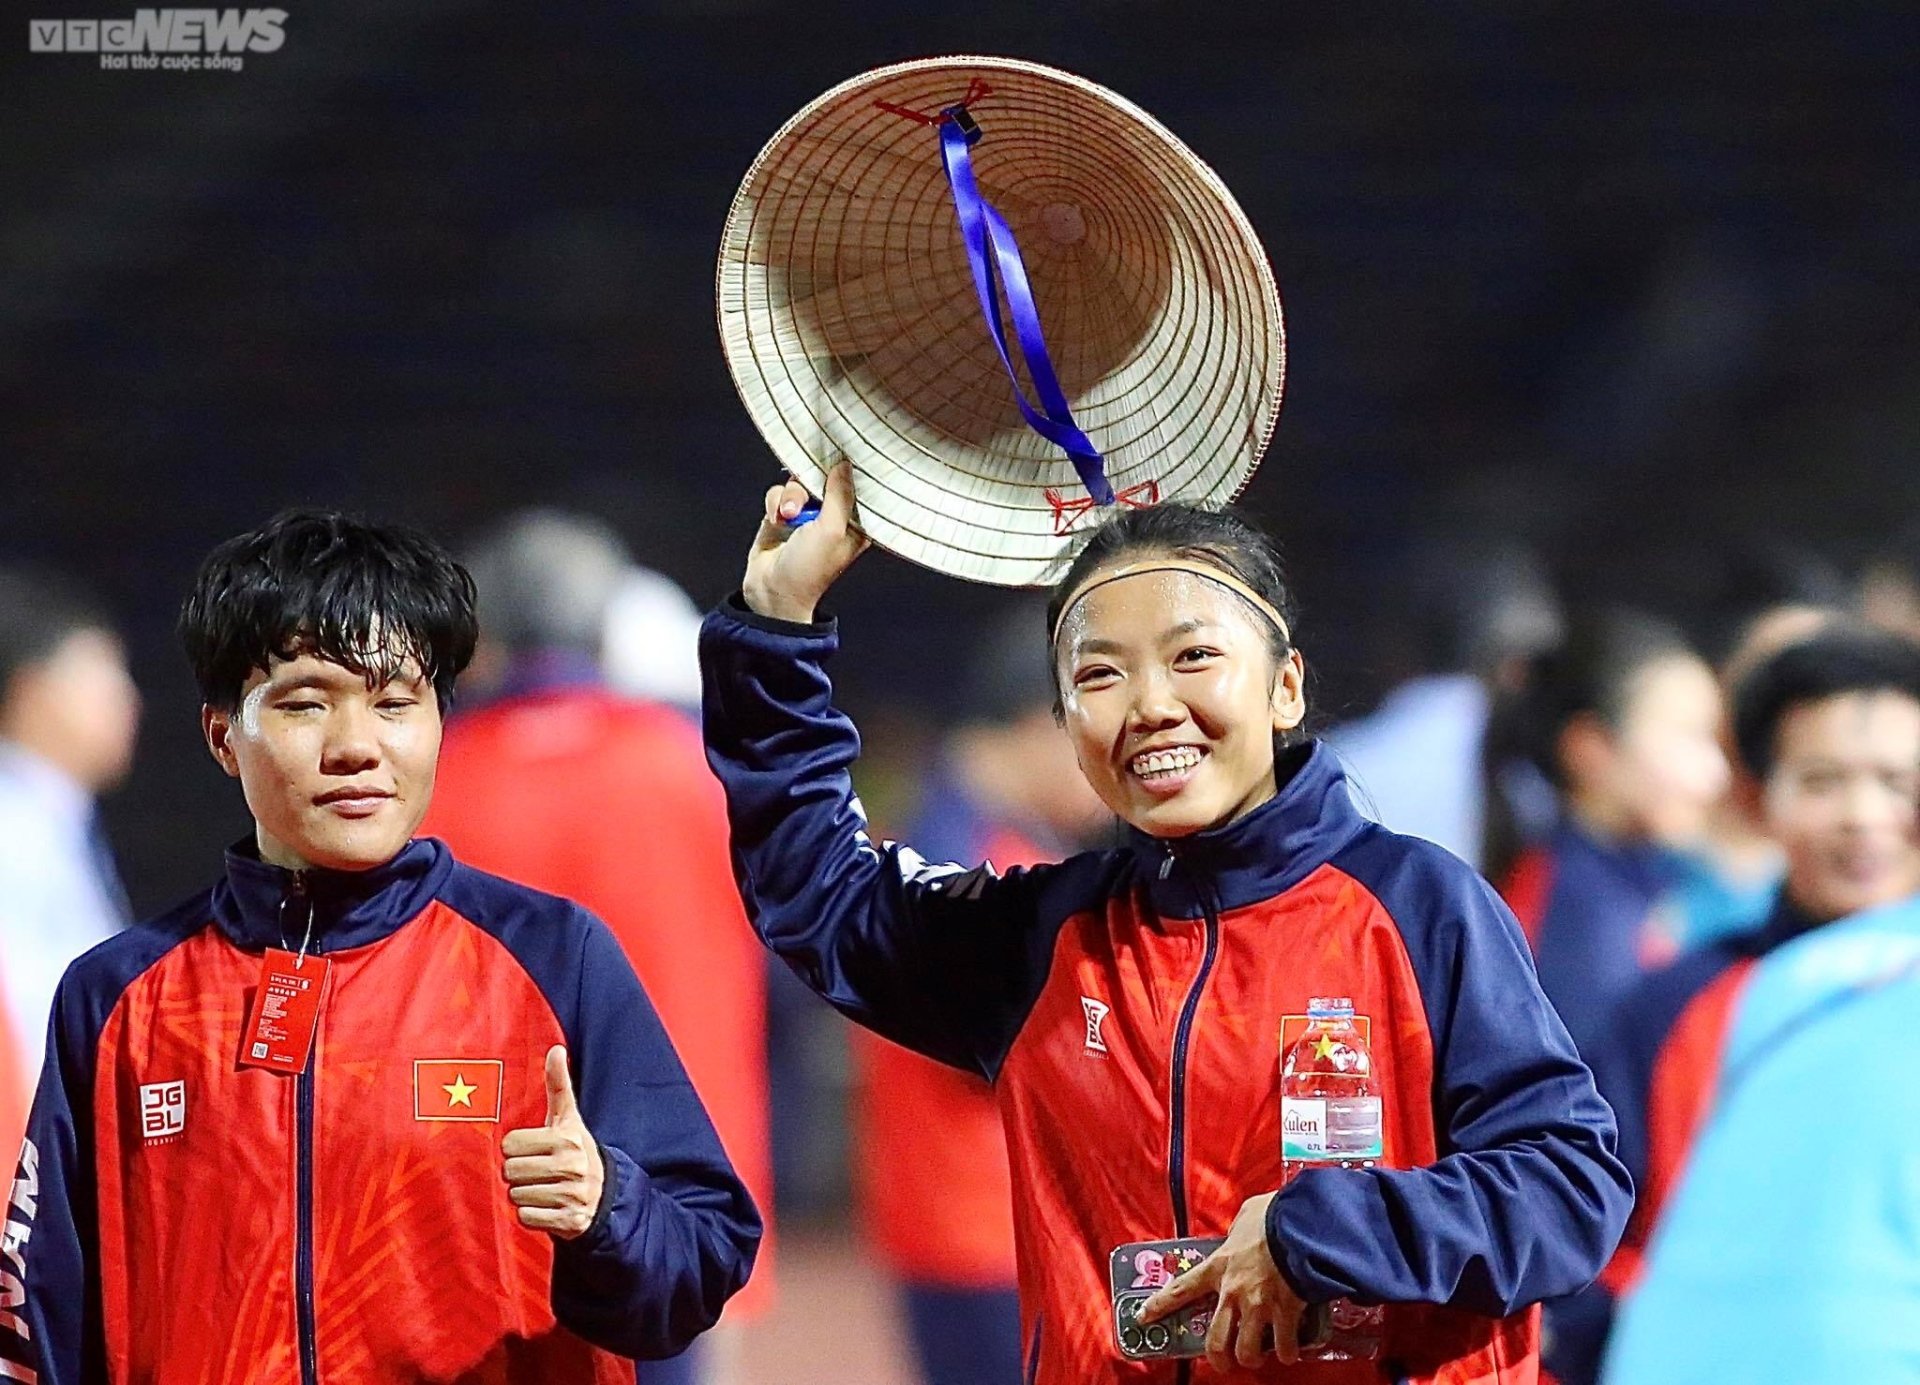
[1044,506,1308,839]
[701,467,1632,1385]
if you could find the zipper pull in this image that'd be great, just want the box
[1159,845,1177,881]
[280,870,317,964]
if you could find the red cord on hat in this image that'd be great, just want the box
[873,76,993,126]
[1045,479,1161,536]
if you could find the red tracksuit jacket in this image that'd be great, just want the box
[699,600,1632,1385]
[1,837,760,1383]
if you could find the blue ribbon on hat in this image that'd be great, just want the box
[788,89,1116,529]
[934,104,1114,507]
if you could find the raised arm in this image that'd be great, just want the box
[700,465,1088,1078]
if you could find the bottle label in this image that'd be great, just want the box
[1281,1097,1329,1158]
[1326,1096,1383,1158]
[1283,1096,1382,1161]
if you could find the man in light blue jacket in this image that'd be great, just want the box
[1604,896,1920,1383]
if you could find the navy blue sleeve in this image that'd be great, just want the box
[699,598,1106,1080]
[446,870,761,1360]
[3,976,103,1385]
[1268,833,1633,1317]
[1542,1287,1614,1385]
[4,908,198,1385]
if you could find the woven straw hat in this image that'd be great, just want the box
[717,55,1284,587]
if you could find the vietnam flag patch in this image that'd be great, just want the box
[414,1059,504,1122]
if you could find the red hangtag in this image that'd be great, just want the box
[238,948,330,1073]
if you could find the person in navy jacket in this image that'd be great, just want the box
[2,508,759,1385]
[700,468,1630,1382]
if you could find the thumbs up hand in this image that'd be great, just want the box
[501,1045,605,1240]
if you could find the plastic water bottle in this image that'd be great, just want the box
[1280,996,1384,1361]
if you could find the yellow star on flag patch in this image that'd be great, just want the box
[414,1059,504,1122]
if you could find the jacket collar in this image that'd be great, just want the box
[210,836,453,954]
[1126,741,1370,919]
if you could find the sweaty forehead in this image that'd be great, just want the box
[1056,569,1264,654]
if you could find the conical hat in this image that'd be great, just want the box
[717,55,1284,588]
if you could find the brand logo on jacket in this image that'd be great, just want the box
[1081,996,1111,1055]
[138,1080,186,1144]
[414,1059,504,1122]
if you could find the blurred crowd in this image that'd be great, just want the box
[1329,523,1920,1383]
[3,507,1917,1383]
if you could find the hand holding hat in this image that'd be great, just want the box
[743,463,869,624]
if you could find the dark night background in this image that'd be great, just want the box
[3,1,1916,914]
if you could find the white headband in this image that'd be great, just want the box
[1051,559,1292,647]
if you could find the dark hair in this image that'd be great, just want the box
[1494,608,1695,790]
[1044,503,1302,727]
[1730,624,1920,780]
[179,508,478,713]
[0,566,112,697]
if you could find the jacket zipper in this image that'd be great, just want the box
[1164,847,1220,1237]
[1162,848,1219,1385]
[286,872,321,1385]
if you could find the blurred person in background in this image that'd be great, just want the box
[0,567,139,1157]
[1547,623,1920,1385]
[1495,609,1730,1062]
[1331,541,1562,872]
[1700,542,1853,695]
[1602,895,1920,1383]
[1861,517,1920,641]
[424,510,773,1385]
[1669,599,1843,949]
[854,603,1110,1385]
[1668,542,1852,949]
